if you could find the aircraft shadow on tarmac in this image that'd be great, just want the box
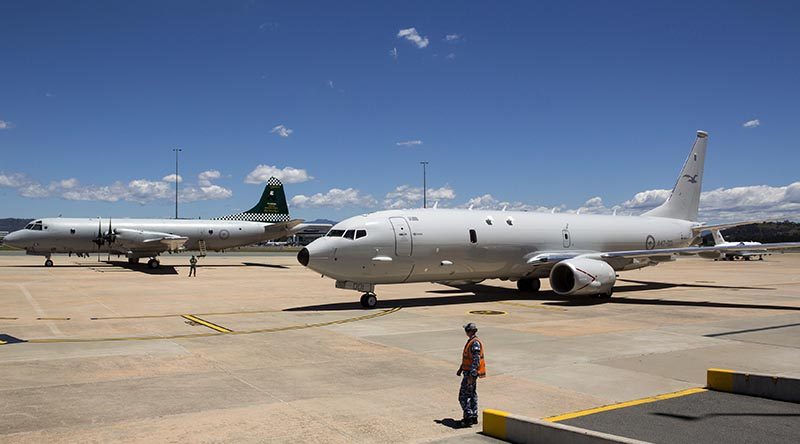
[285,280,800,312]
[652,412,800,421]
[0,261,288,274]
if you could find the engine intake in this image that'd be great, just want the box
[549,258,616,296]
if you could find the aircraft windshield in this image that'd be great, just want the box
[326,229,345,237]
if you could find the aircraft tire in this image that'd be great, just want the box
[516,278,540,293]
[360,293,377,309]
[44,259,54,267]
[599,288,614,298]
[147,259,160,269]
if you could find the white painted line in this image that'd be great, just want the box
[18,283,63,337]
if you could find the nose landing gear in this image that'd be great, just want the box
[44,258,54,267]
[516,278,540,293]
[359,293,378,309]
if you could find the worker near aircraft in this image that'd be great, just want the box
[457,322,486,427]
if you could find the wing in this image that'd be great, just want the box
[690,219,774,235]
[113,228,188,253]
[263,219,304,239]
[599,242,800,260]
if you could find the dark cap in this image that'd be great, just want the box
[463,322,478,332]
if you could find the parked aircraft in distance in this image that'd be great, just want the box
[298,131,800,308]
[700,229,768,261]
[4,177,325,268]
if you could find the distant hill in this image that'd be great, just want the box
[305,219,337,225]
[0,218,31,232]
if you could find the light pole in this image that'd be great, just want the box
[173,148,182,219]
[420,161,428,208]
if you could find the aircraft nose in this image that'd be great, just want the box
[297,247,310,267]
[3,231,21,247]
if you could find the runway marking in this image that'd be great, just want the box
[497,301,568,312]
[544,387,707,422]
[15,307,401,344]
[0,317,19,320]
[91,308,282,320]
[18,283,63,337]
[182,314,233,333]
[37,317,71,321]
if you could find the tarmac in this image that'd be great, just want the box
[1,251,799,443]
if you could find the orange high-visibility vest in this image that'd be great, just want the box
[461,337,486,377]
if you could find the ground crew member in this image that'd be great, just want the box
[189,255,197,277]
[457,322,486,427]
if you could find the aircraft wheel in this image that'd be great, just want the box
[598,288,614,298]
[360,293,378,309]
[147,259,160,269]
[516,278,540,293]
[44,259,54,267]
[744,257,751,261]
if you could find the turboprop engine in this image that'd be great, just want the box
[549,258,616,296]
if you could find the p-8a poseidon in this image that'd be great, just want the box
[298,131,800,308]
[4,177,314,269]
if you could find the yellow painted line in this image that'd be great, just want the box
[707,368,735,392]
[21,307,401,344]
[181,315,233,333]
[482,409,509,440]
[545,387,707,422]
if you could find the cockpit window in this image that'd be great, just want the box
[326,229,345,237]
[343,230,355,239]
[356,229,367,239]
[25,224,34,229]
[32,223,43,231]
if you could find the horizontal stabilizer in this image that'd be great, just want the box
[600,242,800,259]
[691,219,772,235]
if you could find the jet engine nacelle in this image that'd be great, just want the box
[549,258,616,296]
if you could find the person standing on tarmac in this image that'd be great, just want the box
[457,322,486,427]
[189,255,197,277]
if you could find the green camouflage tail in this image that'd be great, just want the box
[217,177,291,222]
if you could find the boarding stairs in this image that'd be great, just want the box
[198,240,207,258]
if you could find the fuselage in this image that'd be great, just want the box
[301,209,696,284]
[4,217,273,257]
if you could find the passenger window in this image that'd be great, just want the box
[344,230,355,239]
[469,229,477,244]
[327,229,345,237]
[356,230,367,239]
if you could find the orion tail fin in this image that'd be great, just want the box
[643,130,708,221]
[218,177,291,222]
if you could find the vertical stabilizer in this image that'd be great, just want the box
[643,131,708,221]
[217,177,291,222]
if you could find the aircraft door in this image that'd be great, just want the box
[389,217,413,256]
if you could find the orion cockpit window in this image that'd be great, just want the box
[30,221,43,231]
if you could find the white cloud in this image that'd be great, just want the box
[162,174,183,183]
[0,120,14,130]
[384,184,456,209]
[390,47,398,59]
[445,34,461,42]
[445,53,456,60]
[244,165,312,185]
[327,80,334,89]
[396,140,423,147]
[397,28,429,48]
[620,189,672,210]
[291,188,376,209]
[271,124,293,138]
[1,170,232,204]
[742,119,760,128]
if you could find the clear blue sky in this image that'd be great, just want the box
[2,1,798,222]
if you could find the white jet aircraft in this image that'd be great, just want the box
[700,229,768,261]
[4,177,326,268]
[297,131,800,308]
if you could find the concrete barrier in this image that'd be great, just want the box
[482,409,650,444]
[707,368,800,403]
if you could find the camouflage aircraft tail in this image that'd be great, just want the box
[217,177,292,223]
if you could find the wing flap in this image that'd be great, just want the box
[601,242,800,259]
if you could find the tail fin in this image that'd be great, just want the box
[711,229,726,245]
[217,177,291,222]
[643,130,708,221]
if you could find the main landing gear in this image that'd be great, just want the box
[360,293,378,309]
[516,278,540,293]
[128,258,140,265]
[44,258,54,267]
[146,258,161,269]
